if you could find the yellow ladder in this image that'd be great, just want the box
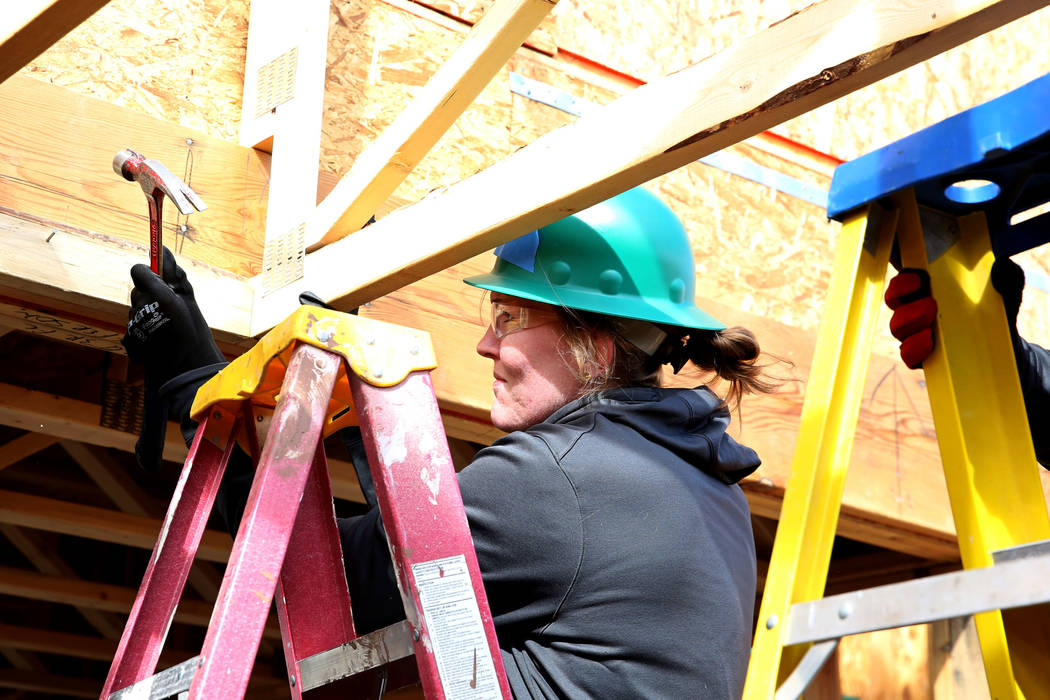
[742,189,1050,698]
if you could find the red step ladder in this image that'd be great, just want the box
[100,306,511,699]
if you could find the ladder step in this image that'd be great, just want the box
[107,656,199,700]
[784,541,1050,646]
[299,620,414,692]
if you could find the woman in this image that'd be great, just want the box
[124,187,779,698]
[340,187,779,698]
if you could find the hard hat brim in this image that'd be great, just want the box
[464,272,726,332]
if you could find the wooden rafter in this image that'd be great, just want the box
[61,440,224,601]
[0,566,282,638]
[0,489,232,563]
[0,0,112,84]
[0,667,98,698]
[305,0,559,251]
[0,525,124,640]
[250,0,1050,332]
[0,382,366,503]
[0,623,284,689]
[0,432,57,471]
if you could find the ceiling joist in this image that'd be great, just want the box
[306,0,559,251]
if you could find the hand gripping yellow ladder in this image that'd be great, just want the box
[744,73,1050,700]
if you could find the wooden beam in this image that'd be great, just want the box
[0,667,98,698]
[0,622,189,664]
[60,440,223,601]
[0,623,285,690]
[0,489,232,563]
[305,0,559,251]
[0,0,112,84]
[0,565,212,624]
[0,381,367,502]
[0,525,124,639]
[0,431,57,471]
[0,74,269,284]
[0,380,191,462]
[0,209,255,349]
[0,566,281,638]
[252,0,1048,331]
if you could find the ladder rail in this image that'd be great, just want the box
[350,370,512,699]
[100,413,239,697]
[187,343,341,698]
[103,307,512,700]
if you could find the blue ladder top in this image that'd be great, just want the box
[827,73,1050,257]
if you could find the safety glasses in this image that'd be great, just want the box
[490,300,561,339]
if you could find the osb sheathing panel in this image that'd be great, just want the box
[23,0,250,142]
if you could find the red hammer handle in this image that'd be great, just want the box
[146,190,164,277]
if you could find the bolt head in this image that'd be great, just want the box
[374,369,384,379]
[317,329,332,342]
[838,602,852,620]
[412,628,421,641]
[765,615,778,630]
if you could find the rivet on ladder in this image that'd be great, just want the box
[765,615,778,630]
[838,602,852,620]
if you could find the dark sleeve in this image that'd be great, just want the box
[337,510,406,633]
[458,433,582,633]
[1014,336,1050,468]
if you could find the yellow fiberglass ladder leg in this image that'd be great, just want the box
[743,202,897,699]
[895,190,1050,699]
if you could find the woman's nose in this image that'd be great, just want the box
[476,325,499,359]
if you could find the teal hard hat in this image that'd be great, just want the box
[464,187,725,331]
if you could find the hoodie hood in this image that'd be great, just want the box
[542,385,761,485]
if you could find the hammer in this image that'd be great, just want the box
[113,149,207,277]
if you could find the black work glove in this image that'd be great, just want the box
[989,256,1050,468]
[990,256,1025,338]
[122,247,225,471]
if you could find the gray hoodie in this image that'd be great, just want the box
[340,385,759,698]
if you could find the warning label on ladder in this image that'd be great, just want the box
[412,555,502,699]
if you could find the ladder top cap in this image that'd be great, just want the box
[828,72,1050,257]
[191,306,438,420]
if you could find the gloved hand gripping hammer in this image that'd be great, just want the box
[113,149,208,276]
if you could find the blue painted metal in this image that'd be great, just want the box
[508,72,830,209]
[827,73,1050,257]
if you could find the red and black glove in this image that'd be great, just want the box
[885,268,938,369]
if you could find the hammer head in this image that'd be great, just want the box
[113,148,208,215]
